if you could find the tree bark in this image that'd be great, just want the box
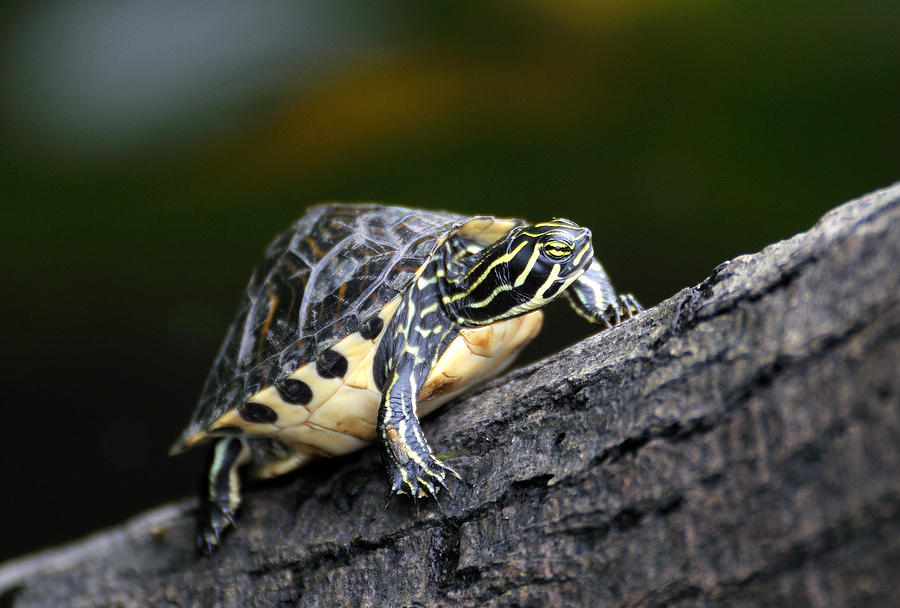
[2,184,899,608]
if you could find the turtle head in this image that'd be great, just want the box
[445,218,594,326]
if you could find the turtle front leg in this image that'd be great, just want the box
[565,258,643,327]
[377,370,460,501]
[197,436,250,554]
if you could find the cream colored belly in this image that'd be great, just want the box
[248,310,543,478]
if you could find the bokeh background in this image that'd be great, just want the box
[1,0,898,562]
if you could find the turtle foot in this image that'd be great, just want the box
[380,420,461,502]
[196,499,237,555]
[598,293,643,328]
[386,451,461,502]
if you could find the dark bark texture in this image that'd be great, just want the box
[2,184,899,607]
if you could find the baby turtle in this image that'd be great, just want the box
[170,204,641,553]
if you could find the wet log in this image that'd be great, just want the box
[2,184,899,607]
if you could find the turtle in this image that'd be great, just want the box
[170,203,641,553]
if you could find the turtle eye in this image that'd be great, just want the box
[541,238,574,261]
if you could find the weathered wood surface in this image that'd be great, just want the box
[2,184,899,607]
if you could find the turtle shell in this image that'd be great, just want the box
[173,204,479,449]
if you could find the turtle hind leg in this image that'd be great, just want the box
[197,436,250,555]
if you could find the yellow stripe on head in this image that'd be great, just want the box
[441,217,595,325]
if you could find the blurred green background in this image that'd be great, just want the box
[1,0,897,561]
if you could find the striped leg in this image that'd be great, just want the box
[565,258,642,328]
[374,251,462,501]
[377,366,460,501]
[197,436,250,554]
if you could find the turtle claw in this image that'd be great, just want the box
[198,532,220,557]
[599,293,642,328]
[433,464,462,497]
[196,507,234,555]
[385,451,459,506]
[620,293,643,316]
[196,498,238,556]
[197,524,222,556]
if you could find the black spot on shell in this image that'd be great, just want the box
[277,378,313,405]
[373,342,388,393]
[359,315,385,341]
[238,402,278,424]
[316,348,348,378]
